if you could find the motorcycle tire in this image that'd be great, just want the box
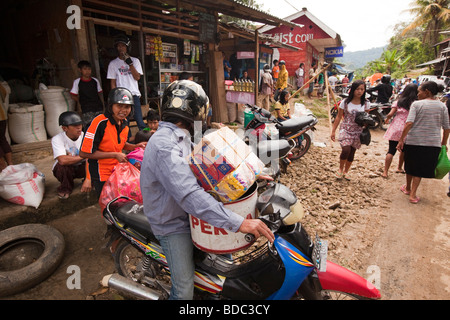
[330,107,338,123]
[113,239,145,279]
[290,133,311,161]
[368,112,383,130]
[0,224,65,297]
[319,290,374,300]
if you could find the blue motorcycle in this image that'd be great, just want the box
[102,182,381,300]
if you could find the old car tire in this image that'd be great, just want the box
[0,224,65,297]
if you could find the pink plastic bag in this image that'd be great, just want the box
[99,162,143,211]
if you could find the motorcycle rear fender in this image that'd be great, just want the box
[317,261,381,299]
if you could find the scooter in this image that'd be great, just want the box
[245,104,318,161]
[330,93,388,130]
[101,182,381,300]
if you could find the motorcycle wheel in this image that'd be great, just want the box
[369,112,383,130]
[290,133,311,160]
[330,107,338,123]
[113,239,145,280]
[320,290,373,300]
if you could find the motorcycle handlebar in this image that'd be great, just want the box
[245,104,283,126]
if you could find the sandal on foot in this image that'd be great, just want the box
[335,172,344,180]
[400,185,410,195]
[409,196,420,204]
[343,174,351,181]
[396,169,406,174]
[58,192,69,199]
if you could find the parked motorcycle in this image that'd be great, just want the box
[102,182,381,300]
[245,104,318,161]
[330,93,389,130]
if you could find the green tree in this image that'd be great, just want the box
[403,0,450,45]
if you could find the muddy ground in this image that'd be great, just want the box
[4,119,450,300]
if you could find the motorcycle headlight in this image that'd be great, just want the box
[282,201,305,226]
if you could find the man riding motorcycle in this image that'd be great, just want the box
[139,80,274,300]
[367,74,393,104]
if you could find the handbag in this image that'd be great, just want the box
[360,127,371,146]
[434,145,450,179]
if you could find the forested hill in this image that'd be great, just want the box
[340,46,387,70]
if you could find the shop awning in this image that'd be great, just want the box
[416,56,450,67]
[81,0,299,43]
[163,0,299,28]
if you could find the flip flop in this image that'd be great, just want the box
[343,174,351,181]
[409,196,420,204]
[335,172,344,180]
[58,192,69,200]
[400,185,410,195]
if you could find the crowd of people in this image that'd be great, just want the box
[331,77,450,203]
[2,41,450,300]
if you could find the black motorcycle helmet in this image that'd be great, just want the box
[59,111,82,126]
[381,74,391,84]
[107,87,134,115]
[161,80,208,125]
[114,34,131,51]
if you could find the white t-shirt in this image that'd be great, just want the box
[329,76,338,86]
[51,131,84,169]
[340,101,369,113]
[107,57,143,96]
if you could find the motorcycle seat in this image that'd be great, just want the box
[113,201,155,240]
[257,140,292,164]
[276,116,316,136]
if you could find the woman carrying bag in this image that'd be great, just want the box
[397,81,450,204]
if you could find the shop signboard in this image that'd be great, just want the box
[325,46,344,58]
[199,13,216,43]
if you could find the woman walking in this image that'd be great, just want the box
[331,80,370,180]
[381,83,418,178]
[397,81,450,204]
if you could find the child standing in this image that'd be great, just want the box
[70,60,104,130]
[331,80,370,180]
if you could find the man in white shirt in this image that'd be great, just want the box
[328,73,338,92]
[107,35,146,131]
[52,112,91,199]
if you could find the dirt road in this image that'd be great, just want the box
[298,121,450,300]
[3,120,450,300]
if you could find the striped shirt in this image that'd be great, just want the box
[405,99,450,147]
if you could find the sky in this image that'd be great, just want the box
[259,0,415,52]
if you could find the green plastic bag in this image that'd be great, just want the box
[435,146,450,179]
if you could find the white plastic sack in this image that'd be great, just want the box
[37,85,75,137]
[8,103,47,144]
[0,163,45,209]
[293,103,313,117]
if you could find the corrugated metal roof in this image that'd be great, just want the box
[153,0,299,28]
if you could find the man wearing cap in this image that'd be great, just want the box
[51,111,91,199]
[107,34,146,131]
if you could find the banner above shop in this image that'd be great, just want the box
[237,51,255,59]
[325,46,344,58]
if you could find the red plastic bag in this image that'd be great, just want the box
[99,162,143,211]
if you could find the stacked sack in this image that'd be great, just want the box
[36,84,76,137]
[188,126,264,203]
[0,163,45,209]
